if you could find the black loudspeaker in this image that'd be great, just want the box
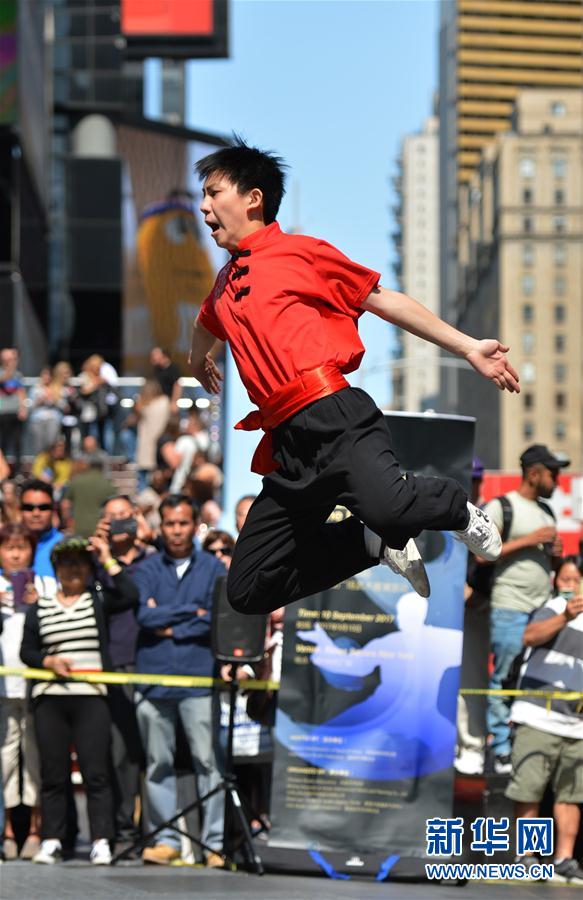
[211,575,268,664]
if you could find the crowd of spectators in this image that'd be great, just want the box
[0,470,273,866]
[0,344,280,868]
[0,344,215,479]
[0,342,223,533]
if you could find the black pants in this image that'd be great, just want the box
[34,694,114,842]
[228,388,468,615]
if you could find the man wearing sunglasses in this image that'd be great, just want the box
[19,480,64,578]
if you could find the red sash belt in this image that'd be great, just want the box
[235,365,349,475]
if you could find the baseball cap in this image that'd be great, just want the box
[520,444,570,471]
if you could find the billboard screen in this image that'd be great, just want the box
[121,0,214,35]
[121,0,228,59]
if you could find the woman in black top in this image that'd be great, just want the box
[20,536,138,866]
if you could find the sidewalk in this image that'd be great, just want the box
[1,861,582,900]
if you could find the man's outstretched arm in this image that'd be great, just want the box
[362,286,520,393]
[188,320,223,394]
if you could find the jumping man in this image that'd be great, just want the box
[188,139,518,615]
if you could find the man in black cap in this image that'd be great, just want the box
[483,444,569,774]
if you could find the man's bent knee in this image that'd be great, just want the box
[227,566,286,616]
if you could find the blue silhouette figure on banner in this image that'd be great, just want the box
[276,533,465,780]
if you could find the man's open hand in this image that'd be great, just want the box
[466,340,520,393]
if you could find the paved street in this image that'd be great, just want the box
[1,862,583,900]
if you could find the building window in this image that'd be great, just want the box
[522,304,534,324]
[522,363,536,383]
[554,188,565,205]
[554,304,566,324]
[522,332,535,354]
[521,275,535,296]
[553,216,566,234]
[555,392,565,410]
[523,393,534,410]
[555,421,566,441]
[523,421,534,440]
[551,101,566,117]
[522,188,533,205]
[522,244,534,266]
[554,275,566,296]
[523,216,533,233]
[554,243,566,266]
[552,159,566,179]
[555,363,566,383]
[519,158,536,178]
[555,334,565,353]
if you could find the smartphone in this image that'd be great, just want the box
[109,517,138,538]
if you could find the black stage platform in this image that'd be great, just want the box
[1,861,583,900]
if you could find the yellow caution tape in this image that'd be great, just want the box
[460,687,583,714]
[0,666,279,692]
[3,670,575,713]
[460,688,583,699]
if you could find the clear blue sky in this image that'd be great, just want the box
[183,0,439,516]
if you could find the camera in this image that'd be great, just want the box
[109,517,138,538]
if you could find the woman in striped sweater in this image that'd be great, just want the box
[20,536,139,866]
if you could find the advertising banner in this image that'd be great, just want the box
[268,412,474,858]
[118,126,220,375]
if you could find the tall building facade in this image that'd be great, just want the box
[2,0,228,372]
[391,116,440,412]
[455,89,583,469]
[439,0,583,410]
[0,0,51,370]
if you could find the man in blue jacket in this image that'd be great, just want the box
[133,494,226,867]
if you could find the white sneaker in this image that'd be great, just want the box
[90,839,112,866]
[454,502,502,561]
[381,538,430,598]
[454,749,484,776]
[33,839,62,865]
[493,753,513,776]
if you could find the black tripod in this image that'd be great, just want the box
[112,674,264,873]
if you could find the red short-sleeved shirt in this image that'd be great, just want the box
[197,222,380,407]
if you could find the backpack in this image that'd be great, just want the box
[465,495,556,598]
